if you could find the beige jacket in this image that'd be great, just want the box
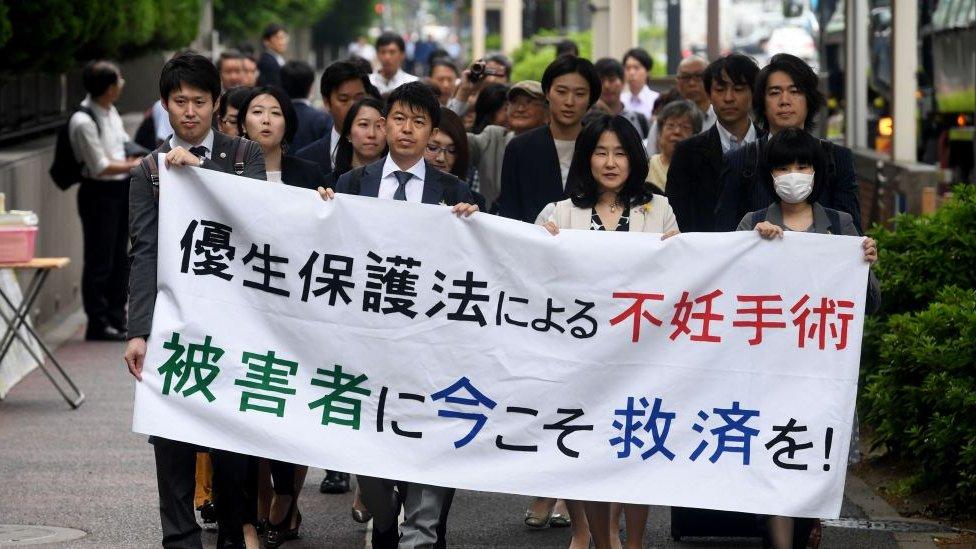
[537,196,679,233]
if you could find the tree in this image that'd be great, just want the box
[311,0,377,50]
[214,0,334,42]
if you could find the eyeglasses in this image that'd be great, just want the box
[426,143,457,156]
[662,121,694,133]
[676,72,705,82]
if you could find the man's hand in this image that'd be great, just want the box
[317,186,335,201]
[862,237,878,264]
[165,146,203,168]
[451,202,478,217]
[124,337,147,381]
[542,221,559,235]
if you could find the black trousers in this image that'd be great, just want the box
[153,437,256,549]
[77,178,129,331]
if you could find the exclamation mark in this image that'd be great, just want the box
[823,427,834,471]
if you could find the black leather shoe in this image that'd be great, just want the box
[85,325,126,341]
[197,501,217,525]
[319,471,350,494]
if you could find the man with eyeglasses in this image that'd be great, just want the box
[647,55,716,155]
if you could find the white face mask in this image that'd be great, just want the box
[773,171,814,204]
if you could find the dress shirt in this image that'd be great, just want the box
[370,69,419,96]
[329,126,341,169]
[68,95,130,181]
[620,85,659,121]
[715,121,757,153]
[378,155,426,202]
[170,129,216,160]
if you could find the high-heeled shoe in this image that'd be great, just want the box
[264,498,302,549]
[351,506,373,524]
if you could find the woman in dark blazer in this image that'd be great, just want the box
[238,85,325,192]
[236,84,322,547]
[327,96,387,188]
[737,128,878,549]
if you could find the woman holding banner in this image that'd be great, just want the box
[539,113,678,549]
[236,84,325,548]
[737,127,879,549]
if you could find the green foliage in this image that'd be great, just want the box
[510,29,592,83]
[0,0,200,74]
[0,1,12,50]
[868,184,976,317]
[484,33,501,52]
[311,0,376,48]
[861,286,976,511]
[214,0,333,42]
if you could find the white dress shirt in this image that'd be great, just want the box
[620,85,659,121]
[715,121,757,153]
[329,126,341,169]
[378,155,426,202]
[68,95,131,181]
[152,99,174,142]
[370,69,419,96]
[170,129,216,160]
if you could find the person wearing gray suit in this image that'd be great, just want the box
[319,82,478,549]
[124,52,266,549]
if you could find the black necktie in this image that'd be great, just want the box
[189,145,208,160]
[393,170,411,201]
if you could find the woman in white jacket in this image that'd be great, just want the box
[538,114,678,549]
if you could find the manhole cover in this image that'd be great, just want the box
[0,525,86,545]
[822,518,956,533]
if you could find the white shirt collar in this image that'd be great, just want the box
[715,120,757,153]
[293,98,312,106]
[81,95,112,116]
[170,129,216,158]
[381,153,425,183]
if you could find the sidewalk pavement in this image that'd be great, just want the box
[0,311,951,548]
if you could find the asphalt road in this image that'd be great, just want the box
[0,327,902,548]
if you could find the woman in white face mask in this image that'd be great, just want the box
[736,127,881,549]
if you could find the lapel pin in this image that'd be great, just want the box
[220,152,227,158]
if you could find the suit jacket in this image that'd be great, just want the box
[334,157,475,206]
[541,196,679,233]
[257,51,282,87]
[736,202,880,314]
[294,132,332,179]
[713,135,863,233]
[666,125,741,233]
[127,132,266,339]
[496,125,566,223]
[290,101,332,152]
[281,154,327,190]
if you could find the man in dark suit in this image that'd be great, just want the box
[496,55,601,223]
[124,52,266,549]
[257,23,288,87]
[666,54,761,232]
[319,82,477,549]
[713,53,862,233]
[295,60,378,180]
[280,60,332,151]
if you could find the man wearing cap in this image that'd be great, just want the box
[461,80,547,212]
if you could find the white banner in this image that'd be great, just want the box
[133,161,869,518]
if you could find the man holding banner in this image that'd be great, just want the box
[322,81,479,548]
[125,52,266,549]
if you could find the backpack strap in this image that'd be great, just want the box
[824,207,843,235]
[751,207,769,227]
[140,154,160,200]
[77,106,101,135]
[233,137,248,175]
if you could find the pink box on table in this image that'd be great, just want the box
[0,226,38,263]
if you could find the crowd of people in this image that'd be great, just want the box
[65,21,879,549]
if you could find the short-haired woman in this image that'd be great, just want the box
[737,127,879,549]
[236,84,325,548]
[648,100,702,192]
[539,114,679,549]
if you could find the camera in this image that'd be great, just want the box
[468,61,486,83]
